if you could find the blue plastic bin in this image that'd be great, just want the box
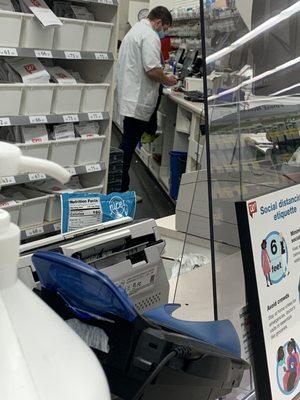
[169,151,187,200]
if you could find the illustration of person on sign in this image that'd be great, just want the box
[261,239,272,287]
[283,339,300,392]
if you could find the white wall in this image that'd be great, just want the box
[149,0,174,10]
[119,0,150,40]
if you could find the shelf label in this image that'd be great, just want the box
[54,222,61,231]
[88,112,103,120]
[26,226,44,238]
[1,176,16,185]
[66,167,76,176]
[0,117,11,127]
[28,172,46,181]
[0,47,18,57]
[64,51,81,60]
[29,115,48,124]
[34,49,53,58]
[95,52,109,60]
[63,114,79,123]
[86,163,101,173]
[99,0,114,4]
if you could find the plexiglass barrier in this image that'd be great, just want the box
[172,1,300,399]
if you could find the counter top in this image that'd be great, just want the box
[166,90,205,116]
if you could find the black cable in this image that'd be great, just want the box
[131,350,177,400]
[131,347,197,400]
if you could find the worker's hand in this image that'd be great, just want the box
[164,75,178,87]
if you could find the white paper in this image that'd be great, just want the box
[47,66,77,84]
[21,0,62,27]
[75,122,100,138]
[6,58,50,84]
[53,123,75,140]
[21,124,48,143]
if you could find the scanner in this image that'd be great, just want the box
[31,250,249,400]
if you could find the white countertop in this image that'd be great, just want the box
[166,90,205,116]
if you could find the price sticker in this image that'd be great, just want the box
[86,163,101,173]
[64,51,81,60]
[0,47,18,57]
[1,176,16,185]
[95,52,109,60]
[0,118,11,127]
[63,114,79,123]
[26,226,44,238]
[28,173,46,181]
[29,115,48,124]
[66,167,76,176]
[34,49,53,58]
[88,112,103,120]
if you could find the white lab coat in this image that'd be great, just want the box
[116,19,161,122]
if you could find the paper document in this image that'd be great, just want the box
[21,0,62,27]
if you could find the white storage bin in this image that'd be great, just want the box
[53,18,85,51]
[48,138,79,166]
[20,14,55,49]
[18,142,49,160]
[0,201,20,225]
[0,10,22,47]
[45,185,102,222]
[80,84,109,113]
[0,84,22,116]
[19,197,47,228]
[82,21,113,52]
[20,84,54,115]
[51,84,83,114]
[75,135,105,165]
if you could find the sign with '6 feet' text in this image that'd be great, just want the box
[236,185,300,400]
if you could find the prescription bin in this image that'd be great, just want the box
[53,18,85,51]
[82,21,113,52]
[51,84,83,114]
[20,84,54,116]
[17,188,48,228]
[20,14,55,49]
[45,184,103,222]
[48,138,79,167]
[80,84,109,113]
[17,142,50,160]
[0,10,22,47]
[0,201,21,225]
[75,135,105,165]
[0,84,22,116]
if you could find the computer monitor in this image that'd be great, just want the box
[180,49,198,79]
[174,47,185,64]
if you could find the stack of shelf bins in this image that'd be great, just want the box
[108,147,123,193]
[0,0,119,241]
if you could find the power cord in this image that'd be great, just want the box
[131,347,195,400]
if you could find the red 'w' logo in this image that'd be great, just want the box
[248,201,257,218]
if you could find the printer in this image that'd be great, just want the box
[19,218,249,400]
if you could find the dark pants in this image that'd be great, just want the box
[119,88,162,192]
[119,117,148,192]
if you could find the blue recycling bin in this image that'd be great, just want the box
[169,151,187,200]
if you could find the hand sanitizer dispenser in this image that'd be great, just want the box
[0,143,110,400]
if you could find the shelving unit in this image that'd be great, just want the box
[135,94,204,200]
[0,0,119,241]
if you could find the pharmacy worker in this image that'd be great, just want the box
[117,6,177,199]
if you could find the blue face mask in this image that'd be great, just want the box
[157,29,165,39]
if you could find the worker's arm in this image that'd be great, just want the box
[142,36,177,87]
[147,68,177,86]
